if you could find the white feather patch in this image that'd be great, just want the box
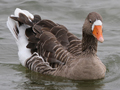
[7,8,44,66]
[14,8,34,21]
[92,20,102,31]
[7,16,32,66]
[17,24,32,66]
[7,17,18,41]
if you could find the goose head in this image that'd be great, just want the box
[82,12,104,43]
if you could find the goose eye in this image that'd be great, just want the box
[89,19,92,23]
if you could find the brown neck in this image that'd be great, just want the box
[82,32,98,55]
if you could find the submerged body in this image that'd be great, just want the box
[7,8,106,80]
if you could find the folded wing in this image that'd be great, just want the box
[10,8,82,68]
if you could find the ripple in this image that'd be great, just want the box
[103,54,120,84]
[1,0,120,90]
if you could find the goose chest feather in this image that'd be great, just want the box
[7,8,106,80]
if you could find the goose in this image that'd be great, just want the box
[7,8,106,80]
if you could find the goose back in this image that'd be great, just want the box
[11,13,82,68]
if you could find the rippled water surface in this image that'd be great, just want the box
[0,0,120,90]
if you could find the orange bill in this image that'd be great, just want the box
[92,25,104,43]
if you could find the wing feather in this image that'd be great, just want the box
[10,12,82,68]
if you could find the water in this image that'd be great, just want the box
[0,0,120,90]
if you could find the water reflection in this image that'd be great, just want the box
[12,64,105,90]
[103,54,120,83]
[1,46,119,87]
[1,0,120,89]
[10,53,120,90]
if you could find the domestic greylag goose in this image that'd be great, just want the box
[7,8,106,80]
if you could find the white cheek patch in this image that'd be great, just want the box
[92,20,102,31]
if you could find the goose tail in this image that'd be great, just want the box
[6,8,33,66]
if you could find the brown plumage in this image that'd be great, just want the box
[7,8,106,80]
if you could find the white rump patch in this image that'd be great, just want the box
[17,24,32,66]
[7,8,33,66]
[92,20,102,31]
